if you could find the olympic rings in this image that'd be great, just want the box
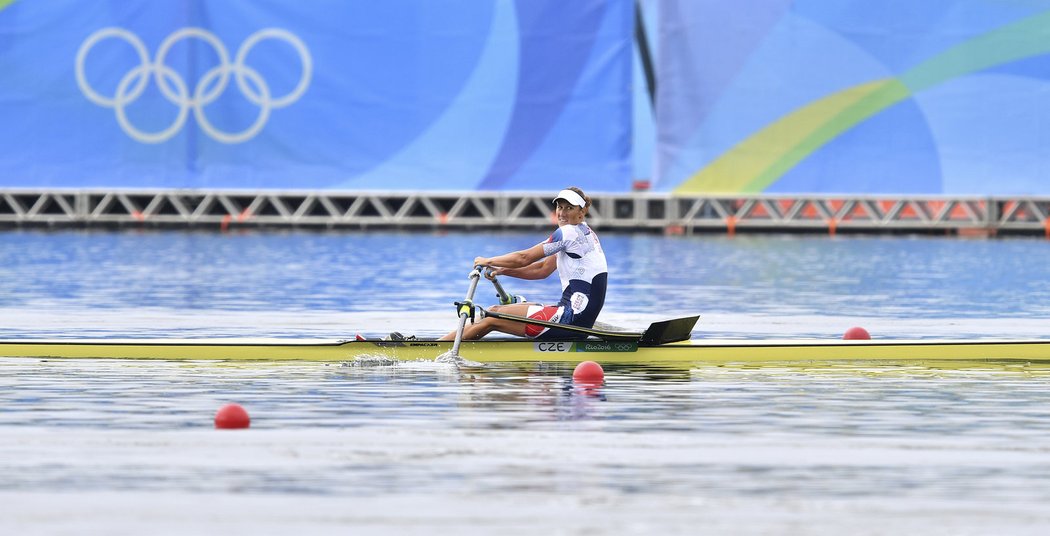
[75,26,312,144]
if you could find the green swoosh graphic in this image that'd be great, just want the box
[675,10,1050,194]
[0,0,16,11]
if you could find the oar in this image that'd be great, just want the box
[486,268,525,305]
[449,265,483,357]
[478,308,643,341]
[480,309,700,345]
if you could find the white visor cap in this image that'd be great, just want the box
[552,189,586,208]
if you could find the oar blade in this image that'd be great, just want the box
[639,315,700,346]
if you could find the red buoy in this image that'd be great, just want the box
[214,403,250,429]
[573,361,605,384]
[843,326,871,340]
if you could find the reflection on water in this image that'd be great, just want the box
[5,357,1050,438]
[5,357,1050,517]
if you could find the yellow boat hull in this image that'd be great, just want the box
[3,337,1050,364]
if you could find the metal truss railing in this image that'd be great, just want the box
[0,189,1048,236]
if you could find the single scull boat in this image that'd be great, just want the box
[3,269,1046,365]
[1,325,1049,364]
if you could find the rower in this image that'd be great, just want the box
[438,187,608,341]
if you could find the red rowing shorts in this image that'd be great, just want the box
[524,305,564,338]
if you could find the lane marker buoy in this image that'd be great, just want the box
[215,403,250,429]
[573,360,604,383]
[843,326,871,340]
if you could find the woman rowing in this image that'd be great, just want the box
[440,187,608,341]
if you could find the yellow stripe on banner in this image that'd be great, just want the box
[675,79,909,194]
[673,9,1050,195]
[0,0,15,11]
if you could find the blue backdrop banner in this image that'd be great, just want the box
[657,0,1050,195]
[0,0,631,190]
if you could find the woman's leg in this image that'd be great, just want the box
[438,303,533,340]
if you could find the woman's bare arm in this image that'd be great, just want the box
[497,255,557,280]
[475,244,556,280]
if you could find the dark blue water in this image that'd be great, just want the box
[1,229,1048,318]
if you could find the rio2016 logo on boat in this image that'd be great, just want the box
[534,342,638,352]
[75,27,312,144]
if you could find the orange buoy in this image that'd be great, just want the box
[843,326,871,340]
[214,403,250,429]
[572,361,605,383]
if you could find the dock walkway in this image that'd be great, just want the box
[2,189,1048,237]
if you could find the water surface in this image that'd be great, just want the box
[2,230,1050,534]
